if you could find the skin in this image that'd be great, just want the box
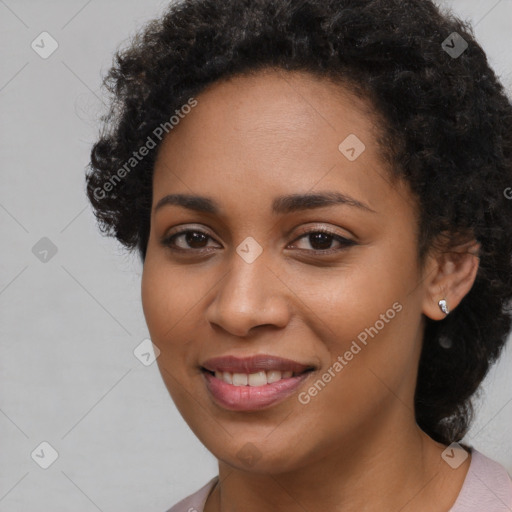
[141,68,480,511]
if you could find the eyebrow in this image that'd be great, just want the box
[154,191,376,215]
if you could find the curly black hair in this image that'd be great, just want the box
[85,0,512,445]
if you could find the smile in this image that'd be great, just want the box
[201,367,314,411]
[207,369,302,386]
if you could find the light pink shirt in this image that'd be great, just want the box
[166,448,512,511]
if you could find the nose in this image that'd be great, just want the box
[205,251,292,337]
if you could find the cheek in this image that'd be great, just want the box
[293,252,413,348]
[141,257,202,410]
[141,260,169,340]
[141,252,215,384]
[141,253,194,341]
[291,245,421,405]
[141,255,192,380]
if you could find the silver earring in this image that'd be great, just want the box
[438,299,450,315]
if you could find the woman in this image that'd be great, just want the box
[85,0,512,510]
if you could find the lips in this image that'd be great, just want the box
[201,354,315,375]
[200,354,317,411]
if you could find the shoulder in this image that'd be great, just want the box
[165,476,218,512]
[450,448,512,512]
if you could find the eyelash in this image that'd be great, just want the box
[161,227,356,255]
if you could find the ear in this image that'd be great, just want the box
[422,238,480,321]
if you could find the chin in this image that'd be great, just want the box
[207,436,309,474]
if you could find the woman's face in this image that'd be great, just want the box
[141,69,431,473]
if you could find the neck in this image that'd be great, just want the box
[205,407,469,512]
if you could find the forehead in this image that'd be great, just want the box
[152,68,403,218]
[161,68,380,151]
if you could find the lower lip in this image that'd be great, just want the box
[202,370,313,411]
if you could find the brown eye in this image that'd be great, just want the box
[306,232,336,251]
[162,230,219,251]
[161,227,356,255]
[289,229,356,254]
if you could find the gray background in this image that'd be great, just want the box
[1,0,511,510]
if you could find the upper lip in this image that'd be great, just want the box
[201,354,316,374]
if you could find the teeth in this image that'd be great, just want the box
[248,371,269,386]
[267,370,282,384]
[232,373,248,386]
[213,369,297,386]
